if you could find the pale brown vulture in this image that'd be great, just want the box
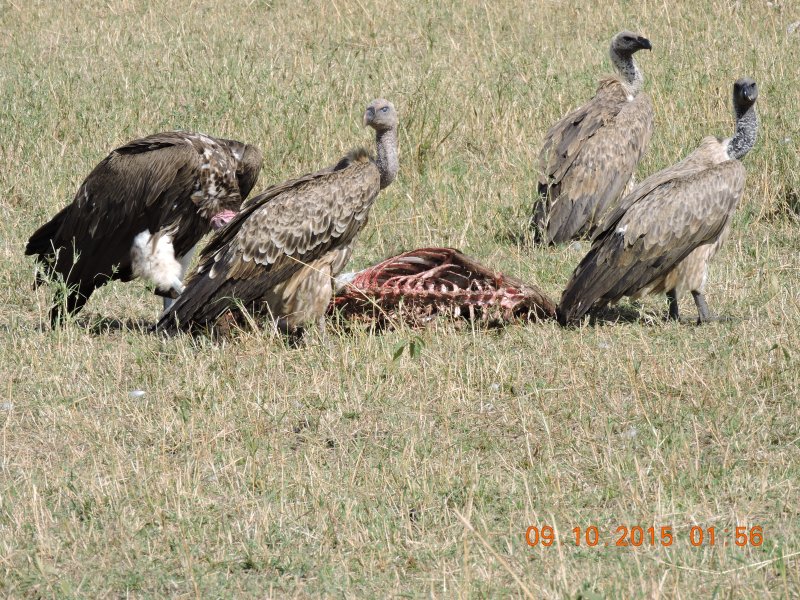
[557,77,759,326]
[533,30,654,244]
[26,132,263,326]
[157,99,399,335]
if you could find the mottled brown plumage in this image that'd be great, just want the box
[157,99,399,334]
[533,31,654,244]
[26,131,263,325]
[557,78,759,325]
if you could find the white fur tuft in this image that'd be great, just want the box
[130,230,185,293]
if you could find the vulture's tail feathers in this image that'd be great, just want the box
[155,274,227,335]
[557,234,626,326]
[25,205,70,259]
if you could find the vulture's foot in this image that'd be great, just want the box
[272,316,329,347]
[691,291,734,325]
[695,313,737,325]
[273,317,305,347]
[155,280,185,311]
[274,316,292,336]
[154,286,181,300]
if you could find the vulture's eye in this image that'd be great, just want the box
[381,106,389,113]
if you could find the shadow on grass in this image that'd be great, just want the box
[544,305,649,329]
[79,316,155,335]
[586,303,665,326]
[581,304,744,327]
[150,311,313,348]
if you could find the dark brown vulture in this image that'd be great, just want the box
[532,30,654,244]
[557,78,759,326]
[330,247,556,327]
[25,132,263,325]
[157,99,399,335]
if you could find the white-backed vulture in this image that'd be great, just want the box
[533,30,654,244]
[156,99,399,335]
[557,77,759,326]
[25,132,263,325]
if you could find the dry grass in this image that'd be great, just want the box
[1,0,799,597]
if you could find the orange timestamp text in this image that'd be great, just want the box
[525,525,764,548]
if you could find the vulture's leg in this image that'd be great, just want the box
[316,315,328,344]
[271,316,324,347]
[692,290,714,324]
[275,318,307,348]
[529,194,549,242]
[274,317,292,336]
[666,290,680,321]
[162,296,175,312]
[157,283,184,311]
[49,302,68,329]
[50,285,91,328]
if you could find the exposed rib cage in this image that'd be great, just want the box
[330,248,556,327]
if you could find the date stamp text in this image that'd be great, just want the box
[525,525,764,548]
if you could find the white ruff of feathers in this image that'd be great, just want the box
[130,230,184,293]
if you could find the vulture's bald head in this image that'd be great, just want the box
[733,77,758,112]
[610,30,652,57]
[364,99,398,132]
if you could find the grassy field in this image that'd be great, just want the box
[1,0,799,597]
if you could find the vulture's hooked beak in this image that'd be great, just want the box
[363,107,375,127]
[638,36,652,51]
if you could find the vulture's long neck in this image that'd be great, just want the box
[726,102,758,161]
[375,127,399,189]
[611,50,643,96]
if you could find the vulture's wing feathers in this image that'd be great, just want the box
[111,132,191,155]
[540,81,627,183]
[537,79,653,243]
[27,140,200,285]
[592,137,725,242]
[558,160,745,324]
[158,150,381,330]
[26,133,254,287]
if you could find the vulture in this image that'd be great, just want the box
[156,98,399,335]
[557,77,759,326]
[532,30,654,244]
[330,247,556,328]
[25,132,263,325]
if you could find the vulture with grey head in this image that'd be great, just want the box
[533,30,654,244]
[557,77,759,326]
[26,132,263,325]
[157,99,399,335]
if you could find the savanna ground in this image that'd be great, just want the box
[1,0,799,597]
